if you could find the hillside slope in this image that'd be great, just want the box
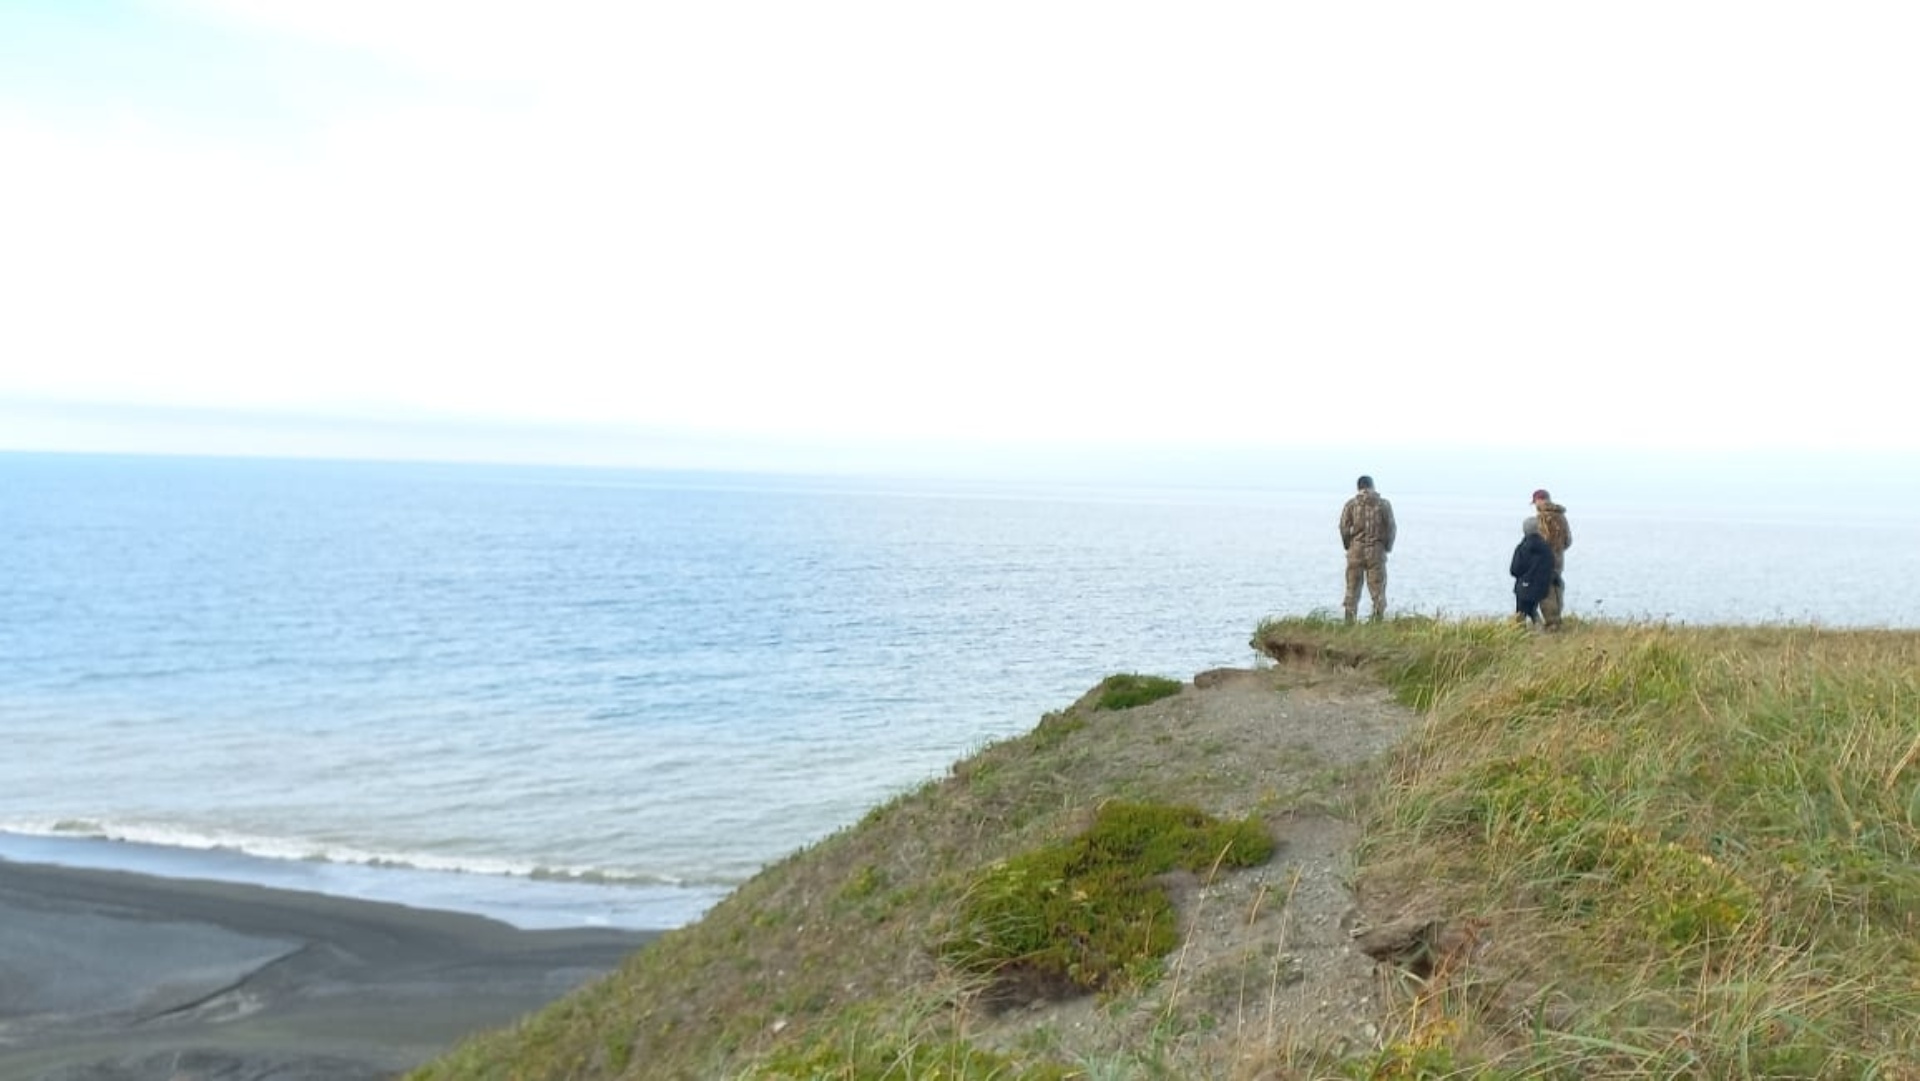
[415,618,1920,1079]
[414,655,1422,1078]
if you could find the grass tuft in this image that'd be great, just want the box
[1092,673,1183,711]
[939,800,1273,1000]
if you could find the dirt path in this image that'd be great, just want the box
[976,662,1426,1071]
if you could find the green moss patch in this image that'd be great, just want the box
[940,800,1274,1002]
[1093,673,1183,711]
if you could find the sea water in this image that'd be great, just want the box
[3,452,1916,929]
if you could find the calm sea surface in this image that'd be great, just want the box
[4,453,1917,928]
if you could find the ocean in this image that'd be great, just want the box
[4,452,1917,930]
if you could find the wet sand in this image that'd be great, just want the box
[0,859,657,1081]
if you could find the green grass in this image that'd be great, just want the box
[1092,673,1184,711]
[1253,615,1920,1077]
[940,801,1274,1000]
[414,619,1920,1079]
[742,1001,1080,1081]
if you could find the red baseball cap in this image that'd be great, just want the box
[1531,489,1550,502]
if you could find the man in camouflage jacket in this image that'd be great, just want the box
[1339,475,1397,622]
[1531,489,1573,629]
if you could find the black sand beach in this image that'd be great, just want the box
[0,860,657,1081]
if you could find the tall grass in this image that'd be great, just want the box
[1255,616,1920,1076]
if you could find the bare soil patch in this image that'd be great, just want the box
[971,661,1430,1073]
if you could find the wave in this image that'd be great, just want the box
[3,817,725,890]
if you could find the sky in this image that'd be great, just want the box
[2,2,1918,486]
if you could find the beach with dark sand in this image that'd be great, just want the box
[0,860,656,1081]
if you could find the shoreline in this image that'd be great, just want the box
[0,858,659,1081]
[0,831,725,932]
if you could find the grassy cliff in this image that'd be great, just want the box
[411,618,1920,1079]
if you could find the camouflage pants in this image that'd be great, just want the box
[1343,547,1387,622]
[1540,554,1566,629]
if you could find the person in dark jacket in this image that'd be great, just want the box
[1510,517,1556,626]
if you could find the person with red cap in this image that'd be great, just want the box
[1531,489,1573,629]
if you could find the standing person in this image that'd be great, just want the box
[1510,517,1556,626]
[1339,475,1397,623]
[1531,489,1573,630]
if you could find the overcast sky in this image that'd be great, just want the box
[2,2,1917,478]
